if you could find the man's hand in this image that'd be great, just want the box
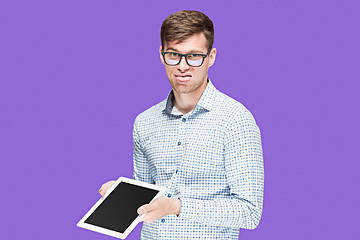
[137,196,180,223]
[98,180,116,197]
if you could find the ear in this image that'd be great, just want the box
[159,46,165,65]
[209,48,217,67]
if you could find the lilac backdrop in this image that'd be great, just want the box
[1,0,359,239]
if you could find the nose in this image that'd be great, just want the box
[178,56,190,72]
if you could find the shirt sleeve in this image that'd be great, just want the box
[178,110,264,229]
[133,117,154,184]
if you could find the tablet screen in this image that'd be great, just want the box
[84,182,159,233]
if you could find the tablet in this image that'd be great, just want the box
[77,177,167,239]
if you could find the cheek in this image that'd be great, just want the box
[164,67,175,80]
[164,66,172,75]
[194,68,206,78]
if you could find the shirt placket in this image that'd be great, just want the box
[158,115,188,238]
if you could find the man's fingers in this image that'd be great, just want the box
[99,189,105,196]
[142,214,154,223]
[138,199,161,215]
[98,180,116,196]
[98,185,106,196]
[137,204,150,215]
[141,210,157,223]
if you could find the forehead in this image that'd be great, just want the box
[164,33,208,53]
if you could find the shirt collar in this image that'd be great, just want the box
[163,78,217,116]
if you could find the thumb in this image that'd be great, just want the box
[137,203,152,215]
[138,199,161,214]
[137,204,150,215]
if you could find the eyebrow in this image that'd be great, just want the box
[165,47,206,54]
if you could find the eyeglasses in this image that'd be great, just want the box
[161,51,209,67]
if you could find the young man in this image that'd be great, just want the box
[100,10,264,239]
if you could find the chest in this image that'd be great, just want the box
[141,114,227,181]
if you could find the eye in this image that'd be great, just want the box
[170,52,179,57]
[187,54,202,59]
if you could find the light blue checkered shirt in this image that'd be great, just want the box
[133,79,264,239]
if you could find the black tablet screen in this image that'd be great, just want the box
[84,182,159,233]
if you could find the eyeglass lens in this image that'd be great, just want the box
[164,53,204,66]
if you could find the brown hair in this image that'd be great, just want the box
[161,10,214,52]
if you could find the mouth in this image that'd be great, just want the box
[175,74,192,83]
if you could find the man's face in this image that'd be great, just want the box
[160,33,216,95]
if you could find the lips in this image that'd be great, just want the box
[175,74,191,83]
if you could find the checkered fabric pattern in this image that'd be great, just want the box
[133,79,264,240]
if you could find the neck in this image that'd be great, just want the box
[173,79,208,115]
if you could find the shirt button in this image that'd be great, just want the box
[167,194,171,198]
[178,142,181,146]
[161,219,165,223]
[182,118,186,122]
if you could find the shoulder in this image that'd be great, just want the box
[134,98,167,127]
[213,90,257,125]
[212,91,261,143]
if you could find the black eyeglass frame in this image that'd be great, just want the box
[161,51,210,67]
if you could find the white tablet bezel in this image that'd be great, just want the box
[77,177,167,239]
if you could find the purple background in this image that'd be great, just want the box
[1,0,359,239]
